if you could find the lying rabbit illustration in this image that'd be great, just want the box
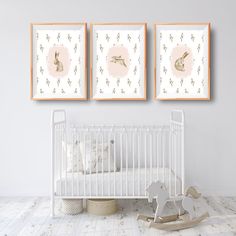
[54,51,64,72]
[110,55,127,68]
[174,51,189,72]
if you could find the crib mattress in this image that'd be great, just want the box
[55,167,182,197]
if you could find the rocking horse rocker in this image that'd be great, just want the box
[137,181,209,231]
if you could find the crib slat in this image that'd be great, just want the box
[178,125,181,195]
[83,132,86,197]
[177,126,179,195]
[102,131,104,196]
[63,124,65,196]
[171,127,173,196]
[51,123,55,216]
[156,132,159,183]
[59,126,62,197]
[72,129,75,197]
[108,132,111,196]
[179,126,181,195]
[90,132,92,197]
[132,131,135,196]
[174,124,177,196]
[120,132,123,196]
[114,131,116,196]
[126,132,128,196]
[144,132,147,196]
[96,133,98,196]
[77,130,80,196]
[138,131,140,196]
[65,127,67,196]
[150,132,152,185]
[181,125,184,195]
[162,129,165,184]
[168,129,171,196]
[172,126,174,197]
[178,127,179,193]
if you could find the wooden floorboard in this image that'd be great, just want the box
[0,197,236,235]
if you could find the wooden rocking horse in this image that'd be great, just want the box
[137,181,209,231]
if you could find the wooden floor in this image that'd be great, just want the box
[0,197,236,235]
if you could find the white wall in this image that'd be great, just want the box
[0,0,235,196]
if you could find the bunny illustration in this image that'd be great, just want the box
[174,51,189,72]
[110,55,127,67]
[54,51,64,72]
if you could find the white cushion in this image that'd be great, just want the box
[62,141,83,173]
[80,140,116,174]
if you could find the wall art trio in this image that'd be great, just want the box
[30,23,210,101]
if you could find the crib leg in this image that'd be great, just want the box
[51,195,55,217]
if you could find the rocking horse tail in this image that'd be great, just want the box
[185,186,201,199]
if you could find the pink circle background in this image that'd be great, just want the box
[47,46,70,78]
[107,46,130,78]
[170,45,193,78]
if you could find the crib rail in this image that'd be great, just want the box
[51,110,184,216]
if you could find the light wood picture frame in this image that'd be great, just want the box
[90,23,147,100]
[154,23,210,100]
[30,23,87,100]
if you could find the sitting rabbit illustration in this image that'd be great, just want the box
[174,51,189,72]
[54,51,64,72]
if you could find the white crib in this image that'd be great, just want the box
[51,110,184,216]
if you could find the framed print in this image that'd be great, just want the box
[30,23,87,100]
[154,23,210,100]
[90,23,147,100]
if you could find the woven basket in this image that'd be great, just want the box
[61,199,83,215]
[87,199,117,216]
